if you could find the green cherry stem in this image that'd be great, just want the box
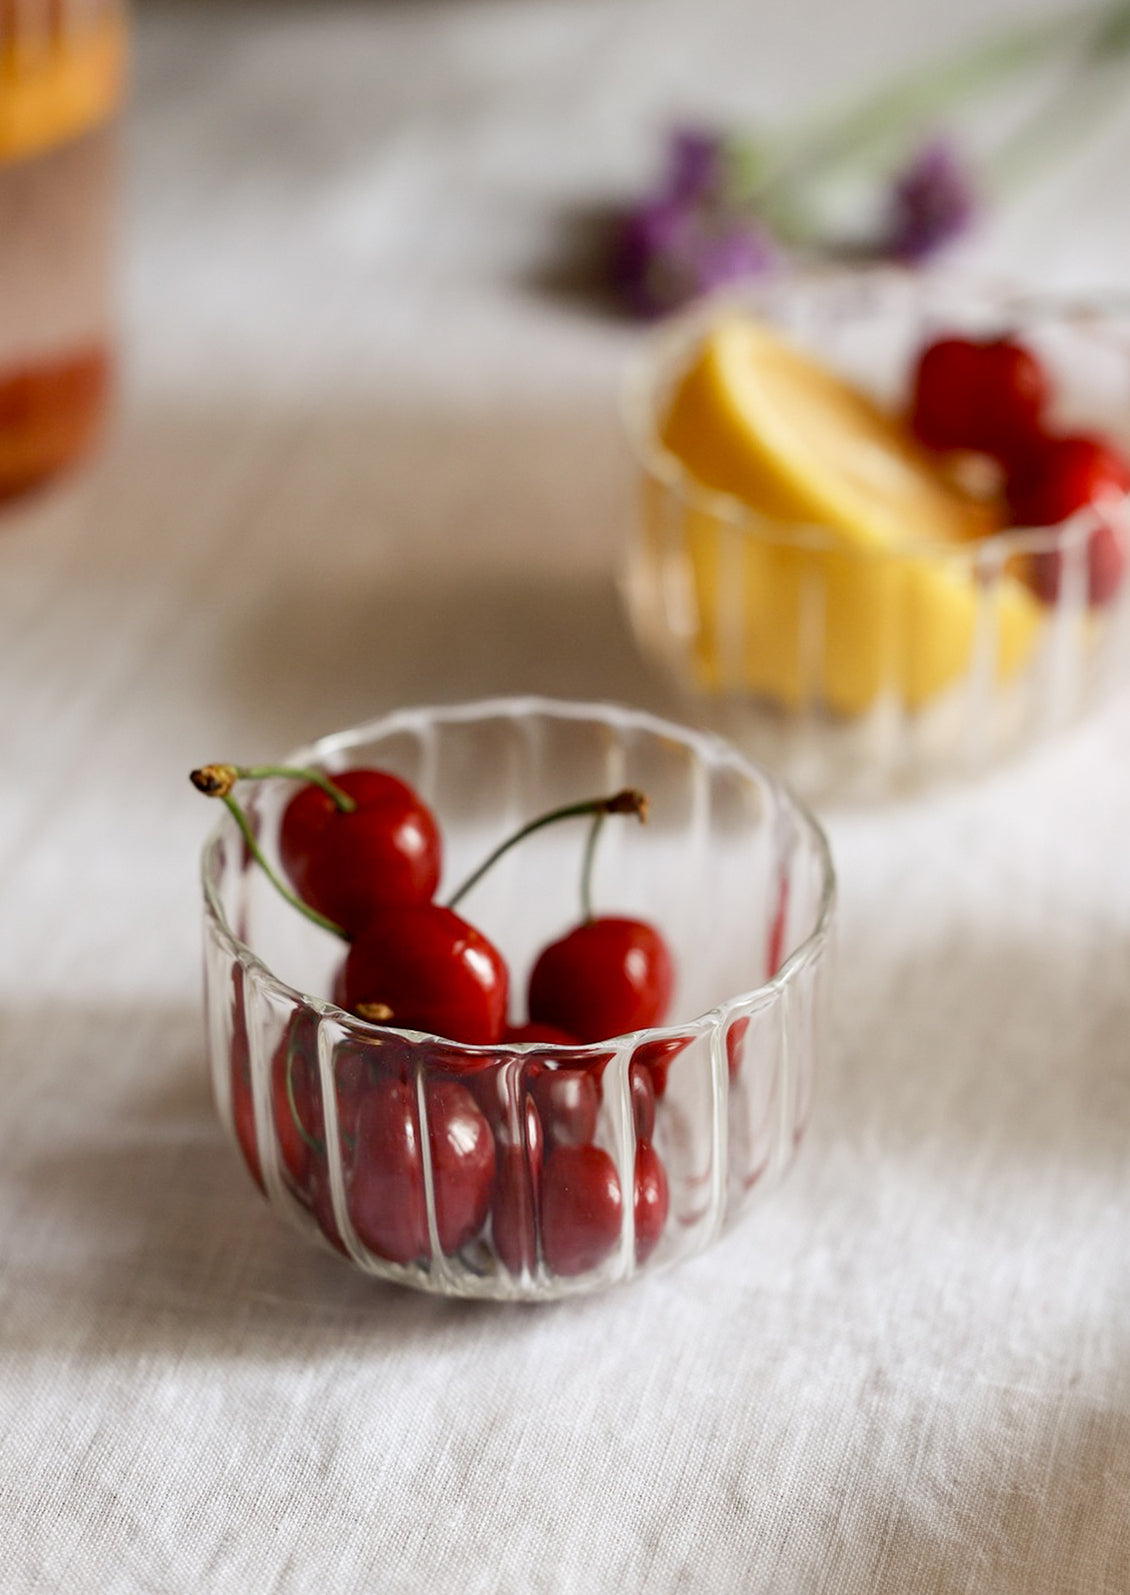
[446,788,648,912]
[220,793,348,940]
[580,811,605,924]
[190,762,356,812]
[285,1036,325,1157]
[190,768,349,941]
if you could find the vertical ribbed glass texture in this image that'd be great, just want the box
[201,699,835,1301]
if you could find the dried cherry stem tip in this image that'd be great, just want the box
[446,787,650,911]
[355,1002,395,1024]
[191,763,238,798]
[605,789,649,821]
[188,768,349,941]
[189,762,356,812]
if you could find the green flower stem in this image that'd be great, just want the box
[219,791,348,941]
[1087,0,1130,58]
[446,790,647,913]
[737,0,1129,242]
[981,41,1130,196]
[772,11,1080,185]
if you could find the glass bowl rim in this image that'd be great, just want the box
[620,265,1130,568]
[200,694,837,1056]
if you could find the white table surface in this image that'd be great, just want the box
[2,1,1130,1590]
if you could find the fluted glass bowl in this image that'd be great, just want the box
[622,269,1130,799]
[201,698,835,1301]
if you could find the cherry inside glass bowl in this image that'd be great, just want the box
[621,267,1130,800]
[200,697,835,1301]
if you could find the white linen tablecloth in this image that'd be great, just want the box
[1,1,1129,1589]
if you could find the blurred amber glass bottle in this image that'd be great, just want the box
[0,0,126,509]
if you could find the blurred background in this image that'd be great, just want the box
[7,0,1130,561]
[5,10,1130,1591]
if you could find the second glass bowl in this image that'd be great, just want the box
[622,268,1130,799]
[201,698,834,1302]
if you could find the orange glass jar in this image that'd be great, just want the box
[0,1,126,509]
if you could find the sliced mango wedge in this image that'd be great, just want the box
[656,317,1043,716]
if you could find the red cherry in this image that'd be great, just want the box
[910,337,982,452]
[634,1141,669,1264]
[452,1056,508,1136]
[1086,524,1126,607]
[631,1035,690,1099]
[725,1016,750,1083]
[270,1016,323,1190]
[490,1084,544,1160]
[340,904,508,1045]
[346,1079,423,1263]
[429,1080,496,1254]
[972,338,1048,461]
[231,1068,261,1191]
[502,1028,604,1150]
[310,1041,409,1252]
[528,917,674,1043]
[910,334,1047,462]
[272,1063,311,1188]
[331,1043,376,1147]
[529,1061,602,1148]
[1009,434,1130,525]
[540,1143,623,1276]
[347,1076,495,1264]
[493,1150,538,1276]
[630,1062,656,1140]
[308,1162,347,1254]
[491,1097,544,1276]
[1027,518,1125,606]
[274,1027,412,1197]
[767,872,789,979]
[227,968,263,1191]
[1009,435,1130,606]
[280,769,442,936]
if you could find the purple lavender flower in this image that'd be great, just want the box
[883,139,978,263]
[666,127,727,201]
[611,199,776,319]
[611,127,777,318]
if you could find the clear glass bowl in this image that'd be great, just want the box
[200,698,835,1301]
[621,268,1130,799]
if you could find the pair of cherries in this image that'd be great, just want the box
[910,333,1130,607]
[196,759,677,1276]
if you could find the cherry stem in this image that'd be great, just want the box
[190,762,355,812]
[355,1001,394,1024]
[285,1037,325,1158]
[190,771,350,940]
[446,788,648,911]
[220,793,348,940]
[581,811,605,923]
